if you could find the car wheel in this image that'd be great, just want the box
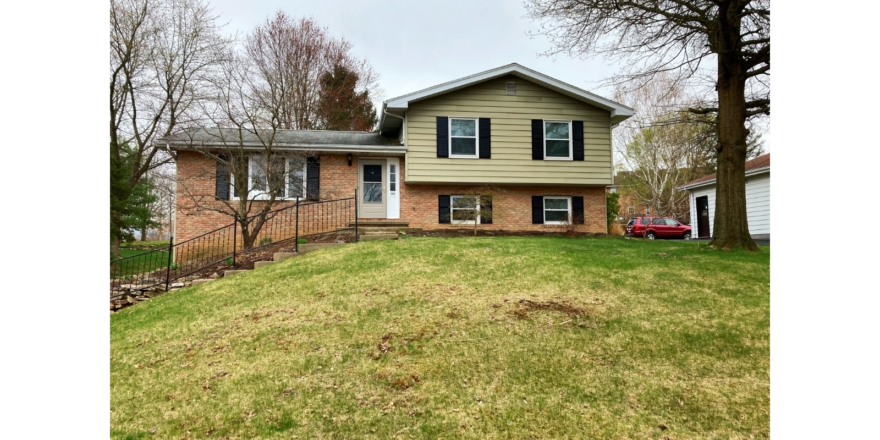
[683,232,691,240]
[645,231,656,240]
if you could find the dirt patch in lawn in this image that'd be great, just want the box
[509,299,588,320]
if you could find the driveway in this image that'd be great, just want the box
[672,237,770,246]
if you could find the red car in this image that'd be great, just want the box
[625,216,657,238]
[626,217,692,240]
[646,217,692,240]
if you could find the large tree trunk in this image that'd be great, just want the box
[711,40,760,251]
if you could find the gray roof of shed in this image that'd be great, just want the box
[160,128,401,147]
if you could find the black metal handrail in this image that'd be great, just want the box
[110,190,359,299]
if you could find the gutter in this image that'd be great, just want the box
[166,142,406,155]
[678,166,770,191]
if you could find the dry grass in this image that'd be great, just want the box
[111,236,770,439]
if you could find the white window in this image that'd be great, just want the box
[451,195,481,225]
[628,206,635,215]
[231,156,307,201]
[544,120,572,160]
[449,117,479,158]
[645,206,651,216]
[543,196,571,224]
[389,163,397,193]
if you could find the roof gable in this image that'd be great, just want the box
[680,153,770,189]
[378,63,635,136]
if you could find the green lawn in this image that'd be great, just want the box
[112,249,170,278]
[110,236,770,439]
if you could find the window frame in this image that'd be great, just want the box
[543,120,573,161]
[543,196,572,225]
[388,163,397,194]
[448,117,480,159]
[627,206,635,215]
[230,155,307,201]
[450,194,481,225]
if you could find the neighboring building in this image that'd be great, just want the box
[163,63,635,242]
[606,172,652,220]
[678,153,770,240]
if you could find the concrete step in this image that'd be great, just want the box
[349,221,410,227]
[358,227,422,234]
[191,279,214,285]
[224,270,249,277]
[299,243,346,254]
[254,261,274,269]
[274,252,298,262]
[360,234,398,241]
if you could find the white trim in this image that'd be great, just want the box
[450,195,480,225]
[166,143,406,156]
[230,156,306,201]
[382,63,635,117]
[543,196,571,225]
[678,166,770,190]
[378,63,635,135]
[387,158,400,219]
[448,117,480,159]
[543,120,573,161]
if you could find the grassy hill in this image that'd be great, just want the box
[110,236,770,439]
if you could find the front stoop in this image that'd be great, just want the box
[357,227,422,234]
[361,233,398,241]
[350,221,410,227]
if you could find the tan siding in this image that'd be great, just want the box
[404,75,613,185]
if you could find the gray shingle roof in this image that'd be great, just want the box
[161,128,401,147]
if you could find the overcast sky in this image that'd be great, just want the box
[211,0,769,151]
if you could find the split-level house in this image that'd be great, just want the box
[163,64,635,242]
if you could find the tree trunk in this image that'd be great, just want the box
[111,234,121,260]
[141,226,148,241]
[710,44,759,251]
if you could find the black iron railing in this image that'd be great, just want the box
[110,191,359,299]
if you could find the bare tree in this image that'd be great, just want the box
[245,12,379,130]
[145,164,177,239]
[525,0,769,251]
[612,74,712,221]
[110,0,231,254]
[174,45,317,250]
[446,186,505,236]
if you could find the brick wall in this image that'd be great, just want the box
[175,151,608,242]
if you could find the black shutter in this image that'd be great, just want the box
[438,195,451,224]
[437,117,449,158]
[531,119,543,160]
[572,121,584,161]
[479,118,491,159]
[215,155,230,200]
[532,195,544,224]
[572,196,585,224]
[306,156,320,201]
[481,195,493,224]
